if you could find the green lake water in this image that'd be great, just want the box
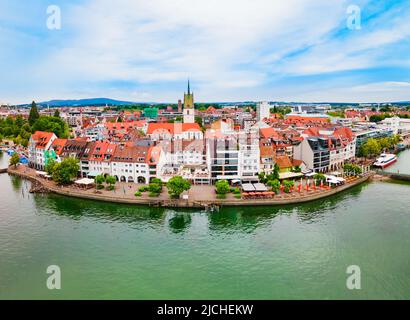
[0,151,409,299]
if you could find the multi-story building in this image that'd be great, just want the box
[256,101,270,121]
[28,131,57,170]
[110,145,151,184]
[294,127,356,172]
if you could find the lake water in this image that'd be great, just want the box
[0,151,409,299]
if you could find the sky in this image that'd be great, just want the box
[1,0,410,104]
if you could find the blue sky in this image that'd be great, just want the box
[1,0,410,104]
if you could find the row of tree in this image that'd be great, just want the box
[0,101,69,147]
[358,135,401,158]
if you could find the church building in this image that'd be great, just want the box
[183,80,195,124]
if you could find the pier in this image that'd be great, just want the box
[375,170,410,182]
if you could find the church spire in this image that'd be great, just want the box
[187,79,190,95]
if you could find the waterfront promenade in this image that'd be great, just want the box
[8,165,373,208]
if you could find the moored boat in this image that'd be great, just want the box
[373,153,397,168]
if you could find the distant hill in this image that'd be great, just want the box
[36,98,140,107]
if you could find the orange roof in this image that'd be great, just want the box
[275,155,293,169]
[260,127,279,139]
[31,131,54,149]
[260,146,275,157]
[333,127,354,141]
[51,138,67,155]
[105,121,146,131]
[147,123,201,135]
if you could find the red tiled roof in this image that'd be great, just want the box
[275,155,293,169]
[147,123,201,135]
[31,131,54,149]
[260,127,279,139]
[51,138,67,155]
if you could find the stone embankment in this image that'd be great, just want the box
[8,166,374,209]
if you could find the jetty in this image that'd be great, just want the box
[375,170,410,182]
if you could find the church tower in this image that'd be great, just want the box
[183,80,195,123]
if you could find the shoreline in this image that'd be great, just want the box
[7,166,374,209]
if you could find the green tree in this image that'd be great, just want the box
[28,101,40,126]
[313,173,326,185]
[32,116,69,138]
[167,176,191,199]
[105,175,116,190]
[359,138,381,158]
[282,180,294,193]
[148,180,162,195]
[95,174,106,189]
[9,153,20,168]
[53,109,60,117]
[51,157,79,185]
[343,164,362,176]
[267,179,281,193]
[45,158,57,175]
[215,180,230,195]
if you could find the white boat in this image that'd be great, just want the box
[373,153,397,168]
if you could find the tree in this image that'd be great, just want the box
[215,180,230,195]
[313,173,326,185]
[167,176,191,199]
[267,179,281,193]
[343,164,362,176]
[9,153,20,168]
[95,174,106,190]
[32,116,69,138]
[148,178,162,197]
[51,157,79,185]
[359,138,381,158]
[53,109,60,118]
[271,163,280,180]
[282,180,294,193]
[28,101,40,126]
[105,175,116,190]
[45,158,57,175]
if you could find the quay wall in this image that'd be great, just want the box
[7,167,373,209]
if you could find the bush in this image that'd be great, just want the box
[106,185,115,191]
[148,191,159,197]
[97,184,105,190]
[216,193,226,199]
[313,173,326,185]
[134,191,142,197]
[267,179,281,193]
[234,194,241,199]
[231,187,241,194]
[215,180,230,195]
[282,180,294,193]
[148,182,162,194]
[139,186,148,192]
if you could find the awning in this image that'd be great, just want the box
[86,171,99,177]
[242,184,255,192]
[74,178,95,185]
[253,183,268,192]
[279,172,304,180]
